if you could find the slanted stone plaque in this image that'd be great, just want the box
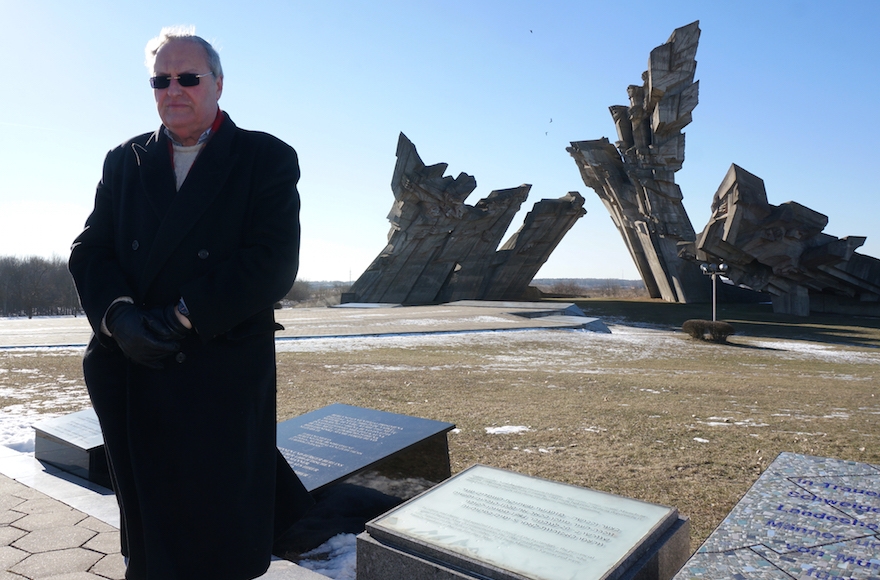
[358,464,690,580]
[674,452,880,580]
[276,403,455,493]
[274,404,457,556]
[33,407,110,488]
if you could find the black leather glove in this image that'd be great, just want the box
[145,304,192,343]
[105,302,180,369]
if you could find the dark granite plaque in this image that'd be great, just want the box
[33,408,110,488]
[276,403,455,493]
[274,404,457,556]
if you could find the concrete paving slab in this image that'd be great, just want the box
[0,546,27,569]
[81,530,119,555]
[0,301,607,348]
[277,301,607,338]
[0,496,24,513]
[14,497,73,516]
[42,573,109,580]
[10,547,104,579]
[0,527,26,546]
[75,517,115,535]
[13,511,86,532]
[89,554,126,579]
[0,511,24,527]
[12,526,96,554]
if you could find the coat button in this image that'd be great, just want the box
[198,249,209,259]
[132,240,139,250]
[175,352,186,363]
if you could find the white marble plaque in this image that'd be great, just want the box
[368,464,677,580]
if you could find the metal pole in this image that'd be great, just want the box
[712,274,717,322]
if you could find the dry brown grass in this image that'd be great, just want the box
[273,301,880,549]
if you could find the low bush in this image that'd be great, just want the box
[682,319,735,342]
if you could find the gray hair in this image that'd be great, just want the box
[145,26,223,78]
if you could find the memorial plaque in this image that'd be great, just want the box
[364,464,679,580]
[276,403,455,493]
[273,404,457,556]
[33,408,110,488]
[674,452,880,580]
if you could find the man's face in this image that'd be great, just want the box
[152,40,223,145]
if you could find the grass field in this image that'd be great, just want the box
[273,299,880,547]
[2,298,878,551]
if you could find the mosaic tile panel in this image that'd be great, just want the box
[675,548,791,579]
[674,452,880,580]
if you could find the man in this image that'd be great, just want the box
[69,27,313,579]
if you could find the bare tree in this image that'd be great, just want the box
[0,255,80,317]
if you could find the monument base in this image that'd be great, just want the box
[275,433,452,555]
[33,408,110,489]
[357,465,690,580]
[357,515,690,580]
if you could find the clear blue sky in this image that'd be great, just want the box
[1,0,878,282]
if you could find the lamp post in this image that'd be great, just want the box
[700,262,729,322]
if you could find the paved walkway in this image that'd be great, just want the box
[0,446,324,580]
[0,301,607,348]
[0,302,606,578]
[0,471,123,580]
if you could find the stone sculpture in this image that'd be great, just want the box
[477,192,587,302]
[690,164,880,316]
[567,21,709,303]
[565,20,878,315]
[343,133,586,304]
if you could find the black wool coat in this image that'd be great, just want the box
[69,113,313,580]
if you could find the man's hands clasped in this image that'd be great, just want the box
[146,304,191,342]
[106,302,192,368]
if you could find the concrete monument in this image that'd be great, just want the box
[690,164,880,316]
[568,21,708,304]
[567,19,878,315]
[344,133,585,304]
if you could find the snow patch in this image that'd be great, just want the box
[297,533,357,580]
[486,425,530,435]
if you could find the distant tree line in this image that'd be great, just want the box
[0,255,80,318]
[533,278,648,299]
[5,256,641,316]
[0,253,348,318]
[281,279,350,307]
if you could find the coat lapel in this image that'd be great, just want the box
[132,130,177,218]
[139,114,240,292]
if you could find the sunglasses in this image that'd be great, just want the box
[149,72,213,89]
